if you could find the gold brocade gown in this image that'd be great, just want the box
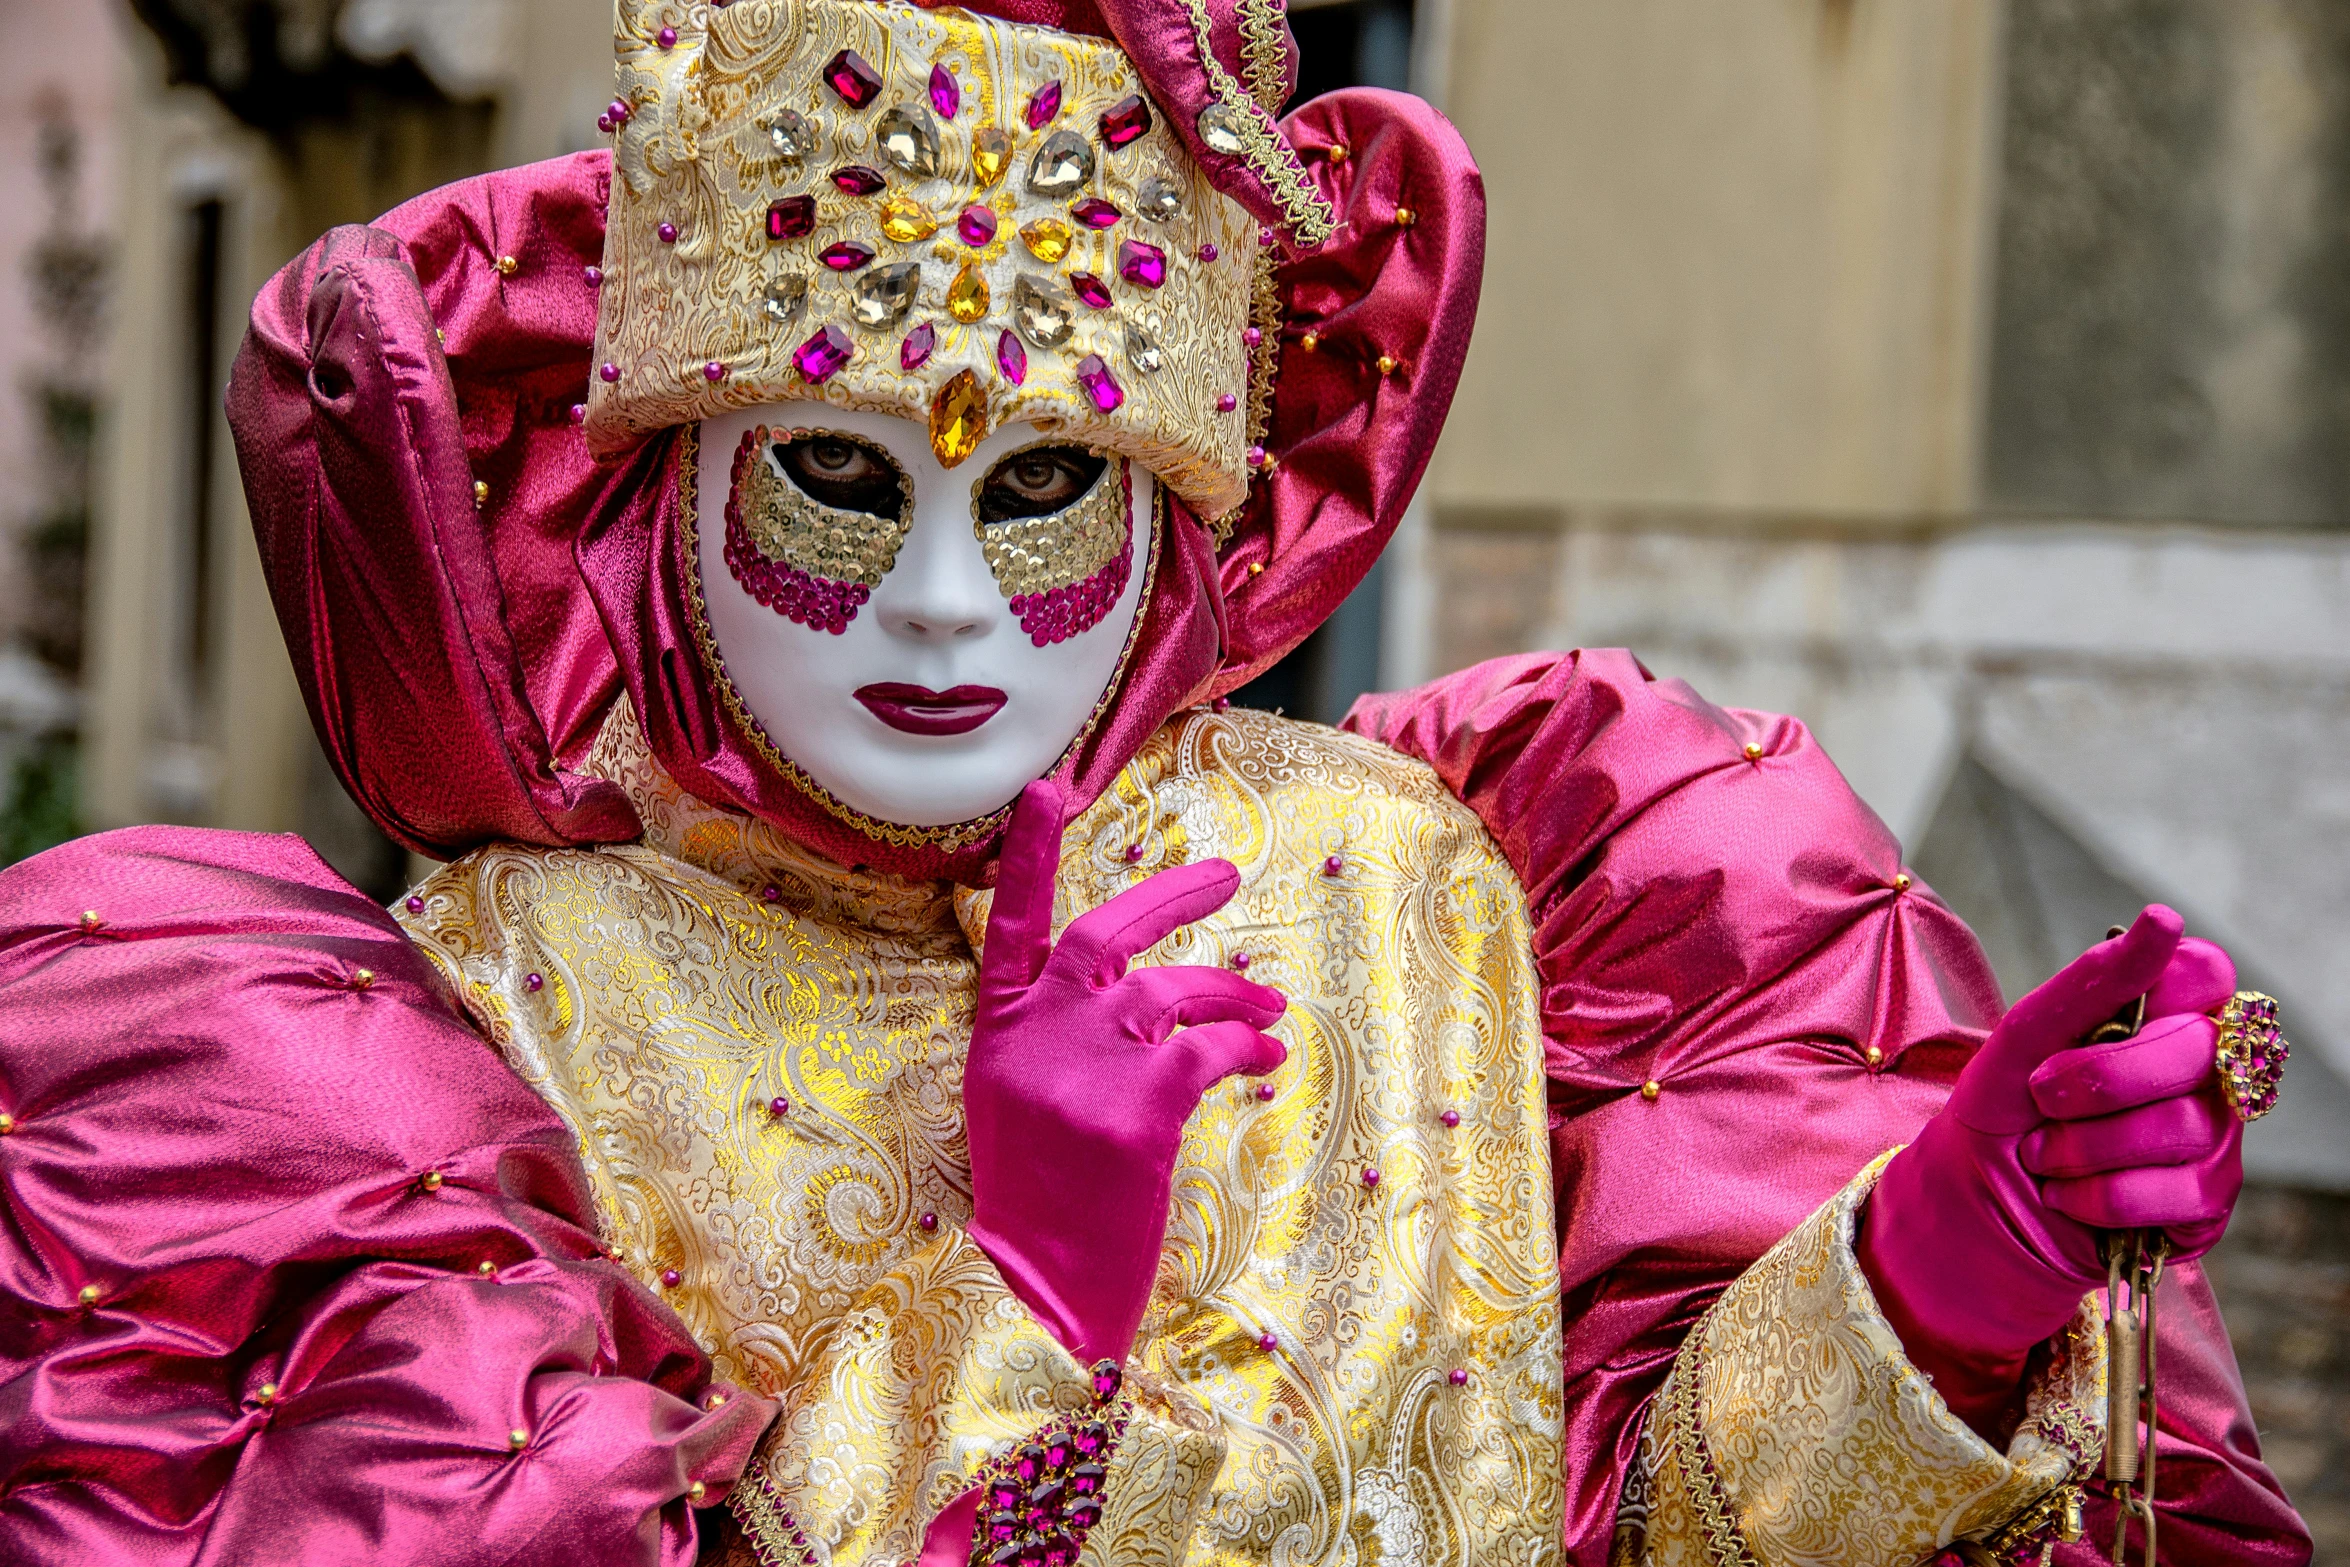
[398,699,1570,1566]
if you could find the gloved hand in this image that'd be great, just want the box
[963,780,1288,1368]
[1856,906,2244,1434]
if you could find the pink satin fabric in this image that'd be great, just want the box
[0,828,772,1564]
[1343,650,2309,1567]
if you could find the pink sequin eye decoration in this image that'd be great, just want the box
[971,451,1135,648]
[723,427,914,635]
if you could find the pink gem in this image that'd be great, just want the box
[525,973,544,992]
[657,222,679,244]
[901,321,936,370]
[997,330,1027,385]
[1099,94,1151,148]
[1440,1109,1460,1128]
[1025,80,1063,130]
[585,266,603,286]
[767,195,816,241]
[793,325,854,381]
[919,1212,939,1232]
[818,241,876,271]
[1231,951,1250,971]
[957,204,998,246]
[1323,855,1343,876]
[661,1269,682,1288]
[768,1097,789,1117]
[1070,198,1121,230]
[704,361,728,383]
[823,49,882,109]
[930,64,960,119]
[1076,354,1124,412]
[1257,1332,1278,1352]
[1257,1084,1276,1102]
[1243,326,1263,348]
[1217,393,1237,412]
[1246,445,1267,468]
[1069,272,1113,309]
[1449,1368,1469,1387]
[598,114,615,134]
[831,164,886,196]
[570,404,586,424]
[600,363,621,383]
[405,896,425,914]
[657,26,677,48]
[1116,239,1166,289]
[1199,243,1219,263]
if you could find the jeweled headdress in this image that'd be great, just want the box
[587,0,1323,517]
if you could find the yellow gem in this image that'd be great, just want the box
[930,371,989,468]
[972,127,1011,187]
[947,261,991,324]
[1020,219,1073,263]
[879,195,937,244]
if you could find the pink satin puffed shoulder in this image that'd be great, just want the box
[0,827,773,1566]
[1344,650,2309,1567]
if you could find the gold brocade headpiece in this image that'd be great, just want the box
[588,0,1266,517]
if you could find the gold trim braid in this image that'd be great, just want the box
[1178,0,1337,246]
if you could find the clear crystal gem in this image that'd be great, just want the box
[1135,176,1182,222]
[1013,276,1073,348]
[876,105,941,177]
[853,263,922,328]
[1026,129,1095,197]
[761,275,808,327]
[1197,102,1246,154]
[1125,324,1164,374]
[764,108,817,166]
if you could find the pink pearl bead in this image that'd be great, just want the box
[585,266,603,286]
[704,361,727,382]
[525,973,544,993]
[1449,1368,1469,1387]
[601,363,621,383]
[761,885,781,903]
[1243,326,1263,347]
[1246,445,1267,468]
[1212,697,1230,712]
[406,896,425,914]
[768,1097,789,1118]
[661,1269,682,1288]
[1199,243,1219,263]
[1440,1109,1460,1128]
[1257,1084,1276,1103]
[570,404,586,424]
[919,1212,938,1232]
[658,26,678,48]
[1258,227,1275,247]
[1231,952,1250,971]
[1218,393,1238,412]
[658,222,679,244]
[1257,1332,1278,1352]
[598,114,615,134]
[1124,843,1144,862]
[1361,1168,1380,1189]
[1323,855,1343,876]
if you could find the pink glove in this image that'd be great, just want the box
[1857,906,2244,1434]
[963,780,1289,1368]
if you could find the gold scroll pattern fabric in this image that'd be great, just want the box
[395,699,1567,1566]
[1616,1153,2106,1567]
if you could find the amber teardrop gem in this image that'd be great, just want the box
[972,127,1012,188]
[947,261,991,324]
[931,370,989,468]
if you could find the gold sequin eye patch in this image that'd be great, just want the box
[725,426,915,634]
[971,444,1133,646]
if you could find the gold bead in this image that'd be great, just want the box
[495,255,520,278]
[1261,455,1280,475]
[435,328,447,347]
[1866,1046,1885,1070]
[1394,206,1417,228]
[1894,874,1913,893]
[1742,742,1763,761]
[508,1428,530,1451]
[257,1382,278,1405]
[1300,331,1320,352]
[421,1171,444,1192]
[473,480,490,508]
[477,1260,496,1276]
[79,910,102,933]
[0,1114,14,1136]
[687,1481,708,1504]
[351,968,376,991]
[1640,1081,1662,1103]
[706,1393,727,1410]
[78,1285,100,1307]
[1327,142,1350,163]
[1376,355,1398,377]
[1248,562,1266,576]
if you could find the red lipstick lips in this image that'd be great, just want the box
[855,683,1009,736]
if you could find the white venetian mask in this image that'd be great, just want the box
[695,403,1154,828]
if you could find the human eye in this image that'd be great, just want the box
[976,445,1107,524]
[773,434,908,517]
